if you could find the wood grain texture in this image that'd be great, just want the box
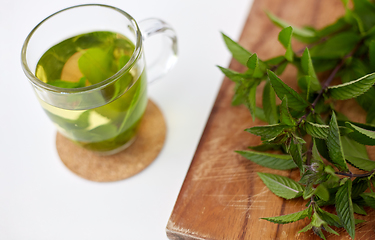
[166,0,375,239]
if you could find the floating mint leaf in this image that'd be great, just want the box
[47,76,86,88]
[352,178,369,199]
[352,0,375,32]
[369,40,375,71]
[315,184,330,202]
[78,47,114,84]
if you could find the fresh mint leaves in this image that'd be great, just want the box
[219,0,375,239]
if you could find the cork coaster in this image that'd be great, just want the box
[56,99,166,182]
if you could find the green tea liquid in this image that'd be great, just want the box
[36,31,147,153]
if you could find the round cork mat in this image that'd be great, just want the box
[56,99,166,182]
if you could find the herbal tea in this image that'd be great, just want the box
[36,31,147,153]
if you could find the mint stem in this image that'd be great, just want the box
[297,41,362,125]
[335,170,375,178]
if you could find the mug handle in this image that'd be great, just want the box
[138,18,178,83]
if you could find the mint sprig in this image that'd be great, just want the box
[219,0,375,239]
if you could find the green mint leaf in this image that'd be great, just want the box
[47,77,86,88]
[315,184,330,202]
[322,224,340,236]
[280,96,296,126]
[257,172,304,199]
[217,66,249,83]
[346,122,375,145]
[45,110,90,133]
[245,124,289,141]
[336,179,355,240]
[315,138,331,162]
[316,206,342,228]
[254,106,267,122]
[247,83,257,121]
[78,47,114,85]
[353,203,367,215]
[118,55,130,71]
[341,134,369,159]
[301,48,317,79]
[267,70,309,111]
[316,17,348,38]
[328,73,375,100]
[221,33,252,66]
[266,11,317,43]
[360,192,375,209]
[353,0,375,33]
[312,139,324,163]
[301,48,321,93]
[366,103,375,124]
[317,205,364,226]
[304,122,329,139]
[265,55,285,65]
[309,31,361,59]
[278,26,294,62]
[327,112,349,171]
[88,123,118,141]
[232,81,254,106]
[289,138,304,171]
[303,183,315,199]
[236,151,297,170]
[369,40,375,71]
[262,80,279,124]
[261,208,309,224]
[248,143,281,152]
[352,178,369,199]
[345,155,375,171]
[298,222,313,233]
[247,53,263,78]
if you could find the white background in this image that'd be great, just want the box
[0,0,253,239]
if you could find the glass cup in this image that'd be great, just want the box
[21,4,178,155]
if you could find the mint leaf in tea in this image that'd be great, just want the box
[36,31,148,153]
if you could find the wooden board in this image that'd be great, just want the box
[166,0,375,239]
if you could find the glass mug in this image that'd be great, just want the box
[21,4,178,155]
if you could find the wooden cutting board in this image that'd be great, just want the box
[166,0,375,239]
